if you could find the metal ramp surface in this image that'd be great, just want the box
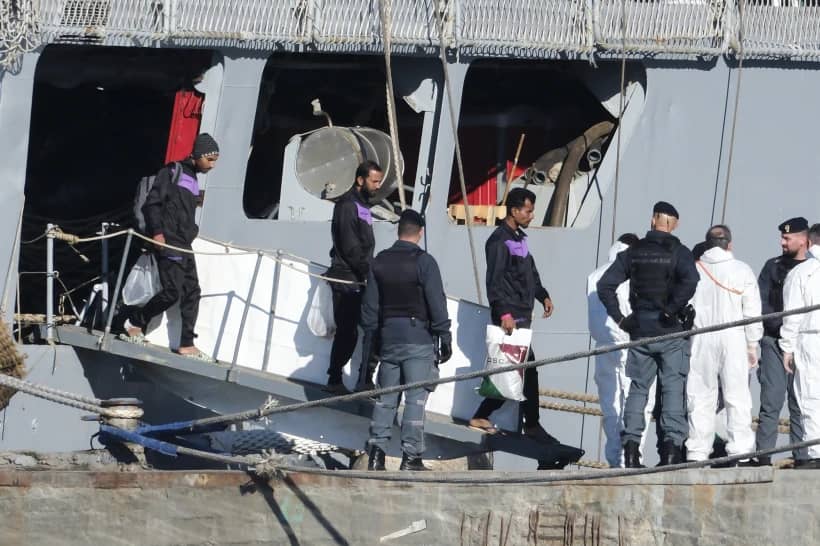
[47,324,583,464]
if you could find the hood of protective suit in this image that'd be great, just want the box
[607,241,629,262]
[809,244,820,260]
[700,246,734,264]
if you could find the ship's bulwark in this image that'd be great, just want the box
[0,466,811,545]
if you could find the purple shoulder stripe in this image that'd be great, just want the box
[355,202,373,225]
[504,238,529,258]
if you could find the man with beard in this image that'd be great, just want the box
[124,133,219,359]
[323,161,383,394]
[468,187,557,444]
[755,217,810,466]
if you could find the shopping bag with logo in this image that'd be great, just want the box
[477,325,531,401]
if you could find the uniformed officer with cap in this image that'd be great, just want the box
[755,216,810,466]
[363,209,452,471]
[597,201,699,467]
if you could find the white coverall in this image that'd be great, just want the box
[587,242,655,467]
[780,245,820,459]
[686,247,762,460]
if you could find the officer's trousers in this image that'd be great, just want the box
[595,348,655,467]
[368,343,436,457]
[622,338,689,446]
[131,255,200,347]
[756,336,807,460]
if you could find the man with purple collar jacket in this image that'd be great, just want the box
[468,188,557,444]
[323,160,383,394]
[125,133,218,358]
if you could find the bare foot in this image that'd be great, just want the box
[176,346,201,355]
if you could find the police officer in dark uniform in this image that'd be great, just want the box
[755,217,810,466]
[597,201,699,467]
[363,209,451,471]
[323,161,383,394]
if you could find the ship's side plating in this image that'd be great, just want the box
[0,2,818,466]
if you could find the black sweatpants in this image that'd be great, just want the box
[473,348,541,427]
[327,286,363,384]
[131,255,201,347]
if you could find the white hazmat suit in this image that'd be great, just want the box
[780,245,820,459]
[686,246,762,461]
[587,242,655,467]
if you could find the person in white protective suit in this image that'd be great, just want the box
[686,225,762,464]
[587,233,655,467]
[781,224,820,469]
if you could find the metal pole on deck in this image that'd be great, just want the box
[262,251,282,373]
[45,224,55,344]
[231,251,263,372]
[101,229,133,350]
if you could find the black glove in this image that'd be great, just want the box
[619,314,638,335]
[436,338,452,365]
[677,304,696,331]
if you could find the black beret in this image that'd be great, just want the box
[653,201,679,219]
[778,217,808,234]
[399,209,425,227]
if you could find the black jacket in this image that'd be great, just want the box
[361,240,451,345]
[759,255,806,338]
[485,222,550,324]
[597,230,698,334]
[326,188,375,284]
[143,161,200,257]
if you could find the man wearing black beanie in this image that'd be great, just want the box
[597,201,699,467]
[124,134,219,359]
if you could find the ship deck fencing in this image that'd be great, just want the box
[0,0,808,61]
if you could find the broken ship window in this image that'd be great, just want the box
[447,60,618,229]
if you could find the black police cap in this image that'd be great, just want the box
[779,217,809,234]
[399,209,425,227]
[653,201,679,219]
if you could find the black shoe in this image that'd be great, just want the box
[794,458,820,469]
[659,440,684,466]
[755,456,772,466]
[354,381,376,393]
[399,454,430,471]
[524,424,560,445]
[367,446,386,471]
[623,440,644,468]
[323,382,352,395]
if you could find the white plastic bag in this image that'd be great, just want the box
[477,325,531,401]
[307,281,336,338]
[122,253,162,307]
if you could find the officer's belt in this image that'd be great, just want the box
[382,317,430,328]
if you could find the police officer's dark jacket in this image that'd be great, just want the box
[325,187,375,284]
[597,230,698,333]
[143,161,200,258]
[360,240,451,346]
[485,222,550,324]
[759,254,806,338]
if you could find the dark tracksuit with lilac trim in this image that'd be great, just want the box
[473,222,551,427]
[130,161,202,347]
[325,188,376,385]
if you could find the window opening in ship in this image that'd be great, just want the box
[243,53,422,221]
[448,60,617,228]
[19,45,216,330]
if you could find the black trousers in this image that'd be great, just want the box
[473,348,540,426]
[327,286,363,384]
[131,255,200,347]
